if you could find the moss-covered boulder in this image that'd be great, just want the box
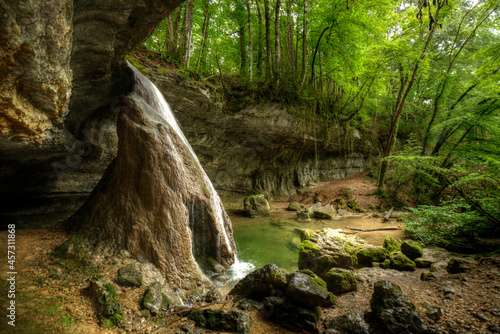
[300,229,315,241]
[389,252,416,271]
[188,309,251,334]
[263,297,322,332]
[116,264,143,287]
[356,247,389,267]
[287,202,302,211]
[380,259,391,269]
[142,282,163,315]
[383,236,401,253]
[313,204,336,219]
[298,228,363,278]
[370,280,427,334]
[229,264,288,300]
[243,194,270,217]
[286,270,336,307]
[401,240,423,260]
[88,277,122,327]
[324,268,357,295]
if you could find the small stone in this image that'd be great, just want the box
[419,302,442,321]
[414,257,433,268]
[447,257,468,274]
[472,311,489,322]
[443,287,455,297]
[420,272,436,281]
[287,202,302,211]
[324,312,371,334]
[142,282,163,315]
[116,264,143,287]
[297,210,310,219]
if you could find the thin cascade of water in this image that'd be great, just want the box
[128,63,232,254]
[227,258,256,282]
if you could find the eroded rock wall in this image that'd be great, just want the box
[150,72,378,196]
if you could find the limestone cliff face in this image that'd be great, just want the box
[0,0,73,143]
[0,0,183,228]
[149,72,378,196]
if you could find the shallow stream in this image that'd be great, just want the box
[225,209,404,280]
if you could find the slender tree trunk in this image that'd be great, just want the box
[377,2,444,189]
[255,0,263,77]
[246,0,253,81]
[179,0,195,68]
[286,0,294,76]
[165,13,176,58]
[299,0,308,90]
[310,26,330,88]
[239,23,246,76]
[196,0,211,73]
[264,0,272,79]
[275,0,281,86]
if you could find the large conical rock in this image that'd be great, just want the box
[65,88,236,297]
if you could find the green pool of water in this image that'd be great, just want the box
[228,210,404,274]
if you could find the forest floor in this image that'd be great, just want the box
[1,174,500,334]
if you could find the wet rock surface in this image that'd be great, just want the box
[286,269,336,307]
[243,194,271,217]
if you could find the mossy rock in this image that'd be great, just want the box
[389,252,416,271]
[288,202,302,211]
[297,210,310,219]
[286,269,336,307]
[243,194,270,217]
[116,264,143,287]
[313,204,335,219]
[53,235,93,272]
[142,282,163,315]
[300,229,315,241]
[414,257,433,268]
[229,264,288,300]
[88,277,122,327]
[380,259,391,269]
[420,272,436,281]
[356,247,389,267]
[383,236,401,253]
[324,268,357,295]
[401,240,423,260]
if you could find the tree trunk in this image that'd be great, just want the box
[286,0,294,76]
[164,13,175,58]
[255,0,263,77]
[264,0,272,79]
[239,23,246,76]
[275,0,281,85]
[310,25,330,87]
[377,1,444,189]
[196,0,210,73]
[246,0,253,81]
[179,0,194,68]
[299,0,308,90]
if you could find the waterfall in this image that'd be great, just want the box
[128,63,233,256]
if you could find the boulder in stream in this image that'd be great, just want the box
[244,194,270,217]
[313,204,336,219]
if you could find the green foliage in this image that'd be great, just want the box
[404,198,491,244]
